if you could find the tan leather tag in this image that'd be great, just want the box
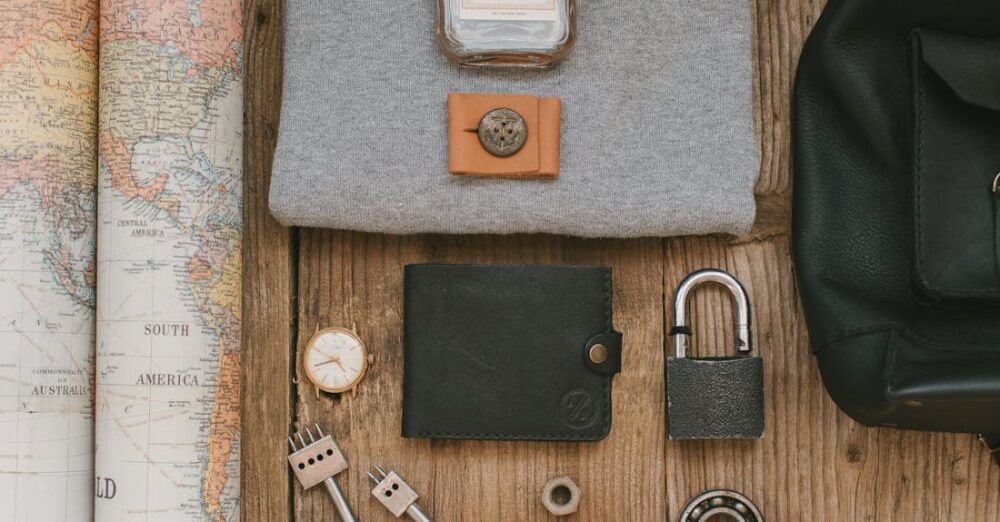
[448,93,561,178]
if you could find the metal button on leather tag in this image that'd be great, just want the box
[478,108,527,157]
[447,93,560,178]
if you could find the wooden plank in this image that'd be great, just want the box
[294,233,665,521]
[241,0,294,519]
[232,0,1000,519]
[751,0,828,196]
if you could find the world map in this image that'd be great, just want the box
[0,1,99,519]
[0,0,242,520]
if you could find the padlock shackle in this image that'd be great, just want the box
[672,269,751,359]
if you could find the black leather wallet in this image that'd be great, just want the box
[402,264,622,441]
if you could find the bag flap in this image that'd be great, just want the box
[911,30,1000,303]
[916,29,1000,112]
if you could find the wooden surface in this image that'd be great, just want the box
[240,0,1000,520]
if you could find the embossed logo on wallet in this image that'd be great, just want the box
[559,389,597,429]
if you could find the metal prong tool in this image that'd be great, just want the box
[368,465,434,522]
[287,424,357,522]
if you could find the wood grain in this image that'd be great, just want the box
[751,0,827,197]
[293,234,666,521]
[241,0,294,520]
[240,0,1000,520]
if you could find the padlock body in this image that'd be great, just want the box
[666,356,764,439]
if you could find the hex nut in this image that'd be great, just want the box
[541,475,581,517]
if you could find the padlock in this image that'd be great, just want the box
[666,269,764,439]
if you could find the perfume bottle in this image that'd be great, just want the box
[436,0,576,68]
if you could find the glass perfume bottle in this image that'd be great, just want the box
[436,0,576,68]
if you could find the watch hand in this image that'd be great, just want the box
[315,357,341,367]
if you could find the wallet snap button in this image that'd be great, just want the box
[583,332,622,376]
[478,108,527,157]
[589,344,608,364]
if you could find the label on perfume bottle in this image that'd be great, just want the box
[460,0,559,21]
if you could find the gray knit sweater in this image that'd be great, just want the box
[270,1,758,238]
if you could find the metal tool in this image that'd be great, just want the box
[678,489,763,521]
[666,269,765,439]
[540,475,581,517]
[368,465,434,522]
[287,424,357,522]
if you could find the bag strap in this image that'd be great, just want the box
[981,434,1000,465]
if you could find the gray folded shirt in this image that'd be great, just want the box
[271,1,758,238]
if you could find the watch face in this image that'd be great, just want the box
[304,329,367,393]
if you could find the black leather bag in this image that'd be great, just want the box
[792,0,1000,463]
